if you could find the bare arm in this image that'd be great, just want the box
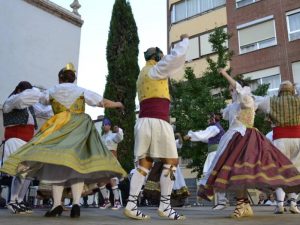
[99,99,124,109]
[219,68,236,88]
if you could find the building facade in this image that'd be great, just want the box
[167,0,227,80]
[0,0,83,139]
[227,0,300,95]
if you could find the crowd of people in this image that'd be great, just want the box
[1,32,300,221]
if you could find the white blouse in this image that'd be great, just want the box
[3,88,52,126]
[101,128,124,151]
[40,83,103,109]
[222,82,255,136]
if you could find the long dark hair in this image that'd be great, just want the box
[9,81,33,97]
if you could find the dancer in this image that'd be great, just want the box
[184,113,227,210]
[1,64,127,218]
[172,133,190,205]
[99,118,124,210]
[255,81,300,214]
[123,34,189,220]
[199,68,300,218]
[2,81,52,214]
[142,134,190,208]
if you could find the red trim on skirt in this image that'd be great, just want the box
[5,125,34,142]
[273,125,300,140]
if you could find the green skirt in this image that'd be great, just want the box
[1,113,127,185]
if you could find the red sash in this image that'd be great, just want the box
[273,125,300,140]
[5,125,34,142]
[139,98,170,122]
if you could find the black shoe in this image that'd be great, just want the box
[70,204,80,218]
[44,205,63,217]
[7,202,26,214]
[18,201,33,214]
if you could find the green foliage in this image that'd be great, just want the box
[103,0,139,172]
[171,27,270,177]
[171,27,231,177]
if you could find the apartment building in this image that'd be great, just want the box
[167,0,227,80]
[227,0,300,95]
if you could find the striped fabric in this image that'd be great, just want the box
[270,93,300,126]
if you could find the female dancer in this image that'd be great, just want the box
[199,68,300,218]
[1,63,126,218]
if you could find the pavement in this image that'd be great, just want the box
[0,206,300,225]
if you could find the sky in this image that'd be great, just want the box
[51,0,167,119]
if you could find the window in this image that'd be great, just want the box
[286,9,300,41]
[236,0,257,8]
[171,0,225,23]
[292,61,300,84]
[244,67,281,96]
[172,27,228,61]
[238,17,277,54]
[186,37,200,61]
[172,1,186,23]
[187,0,199,17]
[200,28,228,56]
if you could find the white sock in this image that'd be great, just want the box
[275,188,285,206]
[217,192,227,204]
[10,177,23,203]
[159,164,176,212]
[52,185,64,209]
[17,179,31,203]
[71,182,84,206]
[288,193,299,206]
[112,186,120,201]
[125,166,149,210]
[99,185,109,200]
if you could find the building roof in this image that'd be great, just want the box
[24,0,83,27]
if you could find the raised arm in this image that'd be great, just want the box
[112,126,124,143]
[149,34,189,80]
[219,68,236,88]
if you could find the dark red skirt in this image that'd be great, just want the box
[200,128,300,200]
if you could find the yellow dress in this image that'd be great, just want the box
[1,96,126,185]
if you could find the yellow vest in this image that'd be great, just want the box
[137,60,170,102]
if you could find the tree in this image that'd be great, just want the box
[171,27,270,177]
[103,0,139,172]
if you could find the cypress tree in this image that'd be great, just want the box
[103,0,139,172]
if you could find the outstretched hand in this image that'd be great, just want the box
[183,135,191,141]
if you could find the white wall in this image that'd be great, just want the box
[0,0,82,139]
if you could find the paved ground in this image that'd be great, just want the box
[0,206,300,225]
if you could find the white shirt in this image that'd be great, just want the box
[3,88,52,125]
[101,128,124,151]
[40,83,103,108]
[148,38,189,80]
[187,125,220,143]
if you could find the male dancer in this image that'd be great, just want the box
[256,81,300,214]
[124,33,189,220]
[184,113,227,210]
